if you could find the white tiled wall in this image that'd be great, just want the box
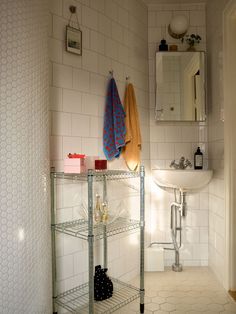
[148,3,209,266]
[49,0,229,288]
[50,0,149,172]
[0,0,51,313]
[206,0,229,288]
[148,2,207,166]
[49,0,149,309]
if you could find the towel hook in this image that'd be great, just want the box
[126,76,130,82]
[109,70,114,77]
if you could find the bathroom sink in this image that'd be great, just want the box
[152,169,213,192]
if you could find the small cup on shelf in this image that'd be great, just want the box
[95,159,107,171]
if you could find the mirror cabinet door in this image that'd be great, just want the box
[155,51,206,122]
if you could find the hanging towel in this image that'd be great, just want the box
[122,83,142,171]
[103,78,126,160]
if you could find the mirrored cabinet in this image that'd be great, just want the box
[155,51,206,122]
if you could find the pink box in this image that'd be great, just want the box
[64,158,86,173]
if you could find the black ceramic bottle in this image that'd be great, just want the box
[159,39,168,51]
[194,147,203,169]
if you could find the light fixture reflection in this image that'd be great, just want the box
[128,233,139,246]
[149,180,165,235]
[18,228,25,242]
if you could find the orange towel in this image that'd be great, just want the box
[122,83,142,171]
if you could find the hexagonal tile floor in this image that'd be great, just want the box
[114,267,236,314]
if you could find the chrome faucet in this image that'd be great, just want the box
[170,156,192,169]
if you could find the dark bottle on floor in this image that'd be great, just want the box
[194,147,203,169]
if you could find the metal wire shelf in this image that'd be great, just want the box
[51,170,140,182]
[53,217,140,240]
[55,278,140,314]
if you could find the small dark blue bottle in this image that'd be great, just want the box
[159,39,168,51]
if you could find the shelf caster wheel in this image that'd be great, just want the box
[172,263,183,272]
[140,303,144,313]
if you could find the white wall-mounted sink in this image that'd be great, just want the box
[152,169,213,192]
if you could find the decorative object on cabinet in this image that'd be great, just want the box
[169,44,178,51]
[50,167,145,314]
[66,6,82,55]
[159,39,168,51]
[181,33,202,51]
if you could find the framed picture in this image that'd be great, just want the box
[66,25,82,55]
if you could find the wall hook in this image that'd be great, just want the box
[68,5,80,30]
[109,70,114,77]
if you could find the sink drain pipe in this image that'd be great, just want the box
[150,190,187,272]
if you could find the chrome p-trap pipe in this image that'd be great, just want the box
[170,190,187,272]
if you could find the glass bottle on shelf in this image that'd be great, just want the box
[94,194,102,223]
[102,202,109,224]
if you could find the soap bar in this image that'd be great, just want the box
[68,153,85,158]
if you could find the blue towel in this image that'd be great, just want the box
[103,78,126,160]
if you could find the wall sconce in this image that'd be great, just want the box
[168,15,189,39]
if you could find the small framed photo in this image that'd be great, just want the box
[66,25,82,55]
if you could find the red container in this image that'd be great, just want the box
[95,159,107,170]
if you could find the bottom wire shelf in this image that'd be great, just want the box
[55,277,140,314]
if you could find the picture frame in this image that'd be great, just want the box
[66,25,82,56]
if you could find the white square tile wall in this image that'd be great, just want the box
[206,0,228,288]
[148,3,209,266]
[49,0,227,294]
[49,0,150,307]
[50,0,149,172]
